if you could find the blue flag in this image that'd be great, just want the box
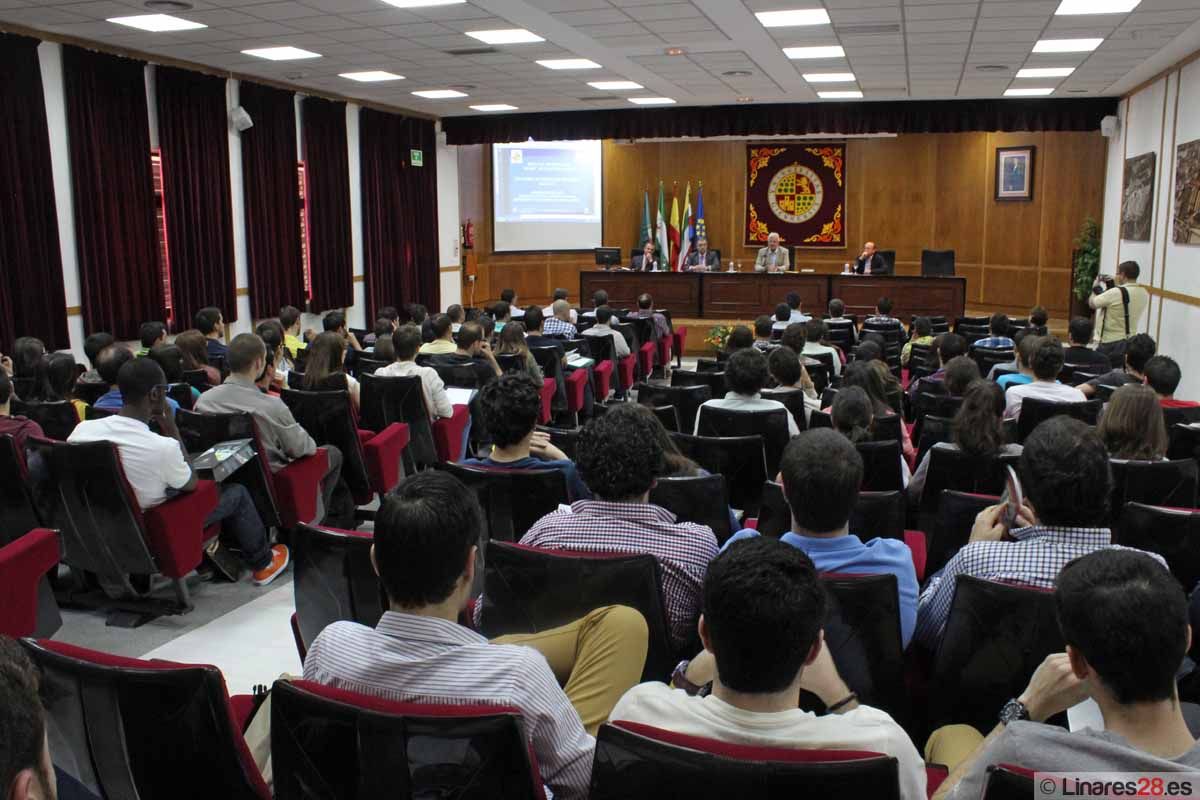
[695,184,707,242]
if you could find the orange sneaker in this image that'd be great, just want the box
[252,545,291,587]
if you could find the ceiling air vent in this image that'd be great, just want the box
[835,23,901,35]
[576,95,619,101]
[444,47,498,56]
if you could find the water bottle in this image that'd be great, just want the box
[843,262,851,273]
[728,260,735,273]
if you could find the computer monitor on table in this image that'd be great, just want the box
[594,247,621,269]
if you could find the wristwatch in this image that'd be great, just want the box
[671,660,705,697]
[998,698,1030,725]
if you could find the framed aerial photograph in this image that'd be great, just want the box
[1121,151,1156,242]
[1173,138,1200,245]
[995,145,1036,201]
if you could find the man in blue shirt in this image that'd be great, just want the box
[195,306,228,362]
[972,312,1015,350]
[463,371,590,501]
[92,344,179,413]
[724,428,917,646]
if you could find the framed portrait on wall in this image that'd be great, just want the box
[995,146,1036,201]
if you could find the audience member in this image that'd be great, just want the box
[1145,355,1198,409]
[544,299,578,337]
[0,636,57,800]
[376,325,454,421]
[446,303,465,333]
[0,371,45,458]
[1080,332,1156,398]
[197,334,350,528]
[839,361,913,463]
[304,331,360,413]
[79,332,114,385]
[831,385,874,443]
[495,322,543,382]
[175,329,220,387]
[1027,304,1050,337]
[909,333,968,399]
[279,305,311,357]
[1098,383,1168,461]
[785,291,810,324]
[934,550,1200,799]
[542,288,578,325]
[147,344,200,403]
[695,348,800,437]
[321,310,364,352]
[430,321,502,388]
[69,357,288,583]
[195,306,227,361]
[11,337,45,385]
[974,313,1014,350]
[1003,337,1085,421]
[631,293,671,341]
[726,430,919,645]
[255,320,292,381]
[581,306,630,357]
[1064,317,1109,369]
[725,325,754,353]
[767,346,821,423]
[491,300,512,333]
[301,470,648,799]
[909,380,1021,503]
[771,303,791,332]
[408,304,433,342]
[865,296,898,327]
[30,352,85,420]
[802,320,843,376]
[1089,261,1148,367]
[523,306,567,357]
[996,333,1041,392]
[499,288,523,319]
[902,317,934,366]
[418,314,456,355]
[136,321,167,357]
[580,290,609,319]
[942,355,981,397]
[613,537,925,800]
[94,345,180,414]
[364,307,399,346]
[370,330,395,364]
[520,404,719,648]
[752,316,775,352]
[464,372,589,500]
[854,339,883,365]
[826,298,858,345]
[914,416,1165,648]
[779,321,808,359]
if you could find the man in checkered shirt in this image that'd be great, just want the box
[914,416,1166,650]
[542,299,578,338]
[517,403,719,649]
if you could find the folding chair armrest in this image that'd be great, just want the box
[0,530,59,637]
[564,369,589,413]
[903,530,927,583]
[539,378,556,424]
[143,480,219,578]
[362,423,409,496]
[433,405,472,462]
[272,449,329,528]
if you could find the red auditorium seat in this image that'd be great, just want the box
[0,434,41,538]
[0,529,60,637]
[359,372,471,466]
[439,462,569,543]
[270,679,546,800]
[530,345,590,425]
[20,639,270,799]
[671,325,688,368]
[589,720,901,800]
[584,332,633,396]
[291,523,381,659]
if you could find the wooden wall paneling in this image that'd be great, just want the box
[858,137,938,270]
[978,266,1041,308]
[933,133,987,264]
[1036,132,1108,311]
[603,140,650,255]
[1038,269,1074,314]
[984,132,1046,269]
[958,265,985,304]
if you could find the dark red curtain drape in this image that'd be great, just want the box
[155,66,235,329]
[239,81,304,320]
[360,108,439,319]
[0,34,68,353]
[301,97,353,312]
[62,45,162,341]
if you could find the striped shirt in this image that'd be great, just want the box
[914,525,1166,649]
[303,611,593,799]
[519,500,719,647]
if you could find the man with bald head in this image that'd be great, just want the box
[543,299,578,338]
[855,241,890,275]
[755,232,789,273]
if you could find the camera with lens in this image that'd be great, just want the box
[1093,275,1115,295]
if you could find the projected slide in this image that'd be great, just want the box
[492,140,603,252]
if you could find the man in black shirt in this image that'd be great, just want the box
[429,321,501,388]
[1080,333,1155,398]
[1063,317,1109,370]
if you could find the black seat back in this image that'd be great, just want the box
[849,490,905,541]
[871,413,901,444]
[635,383,712,433]
[0,435,40,544]
[167,383,195,411]
[914,415,955,467]
[23,639,268,800]
[360,373,437,467]
[670,368,727,399]
[821,574,908,723]
[1017,398,1102,442]
[696,406,790,481]
[930,576,1063,734]
[1116,503,1200,593]
[1169,423,1200,462]
[760,388,809,433]
[649,474,732,544]
[353,356,389,377]
[855,440,903,491]
[919,449,1020,552]
[495,352,527,374]
[281,388,370,502]
[439,462,568,543]
[480,541,677,681]
[982,765,1035,800]
[75,380,108,406]
[1109,459,1198,526]
[538,425,578,460]
[292,523,382,652]
[590,722,900,800]
[669,432,767,515]
[271,679,541,800]
[13,400,79,441]
[921,249,955,276]
[176,410,282,529]
[928,490,998,576]
[1163,406,1200,429]
[431,361,481,389]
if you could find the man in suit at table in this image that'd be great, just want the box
[632,239,660,272]
[755,232,790,273]
[686,237,719,271]
[855,241,890,275]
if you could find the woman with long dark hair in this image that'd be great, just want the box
[34,351,87,420]
[1099,383,1168,461]
[175,329,221,387]
[304,331,360,412]
[495,321,543,382]
[837,360,915,462]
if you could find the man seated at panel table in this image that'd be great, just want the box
[854,241,890,275]
[754,232,789,273]
[632,240,661,272]
[685,236,719,271]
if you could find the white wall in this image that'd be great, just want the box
[437,127,462,310]
[1099,54,1200,399]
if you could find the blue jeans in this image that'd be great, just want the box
[205,483,271,571]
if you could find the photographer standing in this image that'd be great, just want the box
[1089,260,1149,368]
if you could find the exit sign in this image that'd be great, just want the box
[410,149,423,167]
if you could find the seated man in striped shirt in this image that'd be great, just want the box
[302,470,648,800]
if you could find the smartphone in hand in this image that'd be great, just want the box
[998,465,1024,530]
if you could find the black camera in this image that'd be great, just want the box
[1093,275,1115,295]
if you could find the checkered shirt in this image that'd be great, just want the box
[543,317,578,338]
[519,500,719,647]
[974,336,1015,350]
[914,525,1167,649]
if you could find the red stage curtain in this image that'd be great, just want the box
[301,97,353,312]
[62,45,162,341]
[239,81,304,320]
[360,108,439,319]
[155,66,235,328]
[0,33,68,352]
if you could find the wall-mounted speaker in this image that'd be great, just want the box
[1100,115,1120,138]
[230,106,253,132]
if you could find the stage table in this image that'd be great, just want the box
[579,271,966,322]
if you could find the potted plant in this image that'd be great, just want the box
[1071,217,1101,318]
[703,325,736,354]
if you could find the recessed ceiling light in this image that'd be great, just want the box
[1033,38,1103,52]
[722,69,754,77]
[1016,67,1075,78]
[107,13,205,31]
[465,28,544,45]
[381,0,466,7]
[817,90,863,98]
[737,96,754,103]
[975,64,1009,72]
[470,104,518,111]
[1067,88,1090,93]
[242,46,321,61]
[143,1,194,10]
[755,8,831,27]
[1004,87,1055,96]
[1055,0,1140,14]
[588,80,643,90]
[783,45,845,59]
[412,89,468,98]
[629,97,676,105]
[537,58,602,70]
[803,72,856,83]
[665,47,686,56]
[339,71,405,82]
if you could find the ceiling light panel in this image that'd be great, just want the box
[466,29,544,45]
[1032,38,1103,52]
[629,97,676,105]
[1015,67,1075,78]
[755,9,832,27]
[803,73,856,82]
[588,81,644,90]
[1054,0,1140,14]
[381,0,466,7]
[537,59,602,70]
[241,47,322,61]
[470,104,518,111]
[107,14,206,32]
[818,90,863,98]
[783,45,845,59]
[1005,87,1055,95]
[339,71,405,82]
[413,89,468,99]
